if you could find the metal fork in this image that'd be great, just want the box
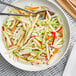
[0,1,46,16]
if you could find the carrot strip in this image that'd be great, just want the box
[35,38,42,45]
[26,7,39,10]
[16,9,23,14]
[17,45,19,47]
[22,54,30,56]
[11,25,16,34]
[16,8,31,15]
[37,62,40,64]
[48,36,51,39]
[35,38,44,49]
[38,58,41,60]
[20,36,24,43]
[27,12,31,15]
[46,35,48,39]
[58,29,62,33]
[50,49,59,58]
[49,49,58,62]
[41,46,45,50]
[53,49,59,55]
[10,40,13,45]
[58,34,63,37]
[46,35,53,39]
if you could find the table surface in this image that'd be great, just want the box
[0,0,76,76]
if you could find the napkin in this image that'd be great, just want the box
[63,44,76,76]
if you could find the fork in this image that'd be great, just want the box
[0,1,46,17]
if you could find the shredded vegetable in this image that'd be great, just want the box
[2,6,65,65]
[26,7,40,10]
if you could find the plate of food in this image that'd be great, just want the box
[0,0,70,71]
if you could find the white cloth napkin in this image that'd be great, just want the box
[63,44,76,76]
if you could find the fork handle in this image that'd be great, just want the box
[0,13,33,16]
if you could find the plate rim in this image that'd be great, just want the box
[0,0,70,71]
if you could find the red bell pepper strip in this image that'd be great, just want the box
[50,55,53,58]
[52,32,56,45]
[56,27,62,32]
[2,26,4,31]
[9,45,12,48]
[45,56,48,60]
[44,12,47,19]
[5,37,7,40]
[44,16,46,19]
[26,36,36,44]
[37,25,39,27]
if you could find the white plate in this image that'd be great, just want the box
[0,0,70,71]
